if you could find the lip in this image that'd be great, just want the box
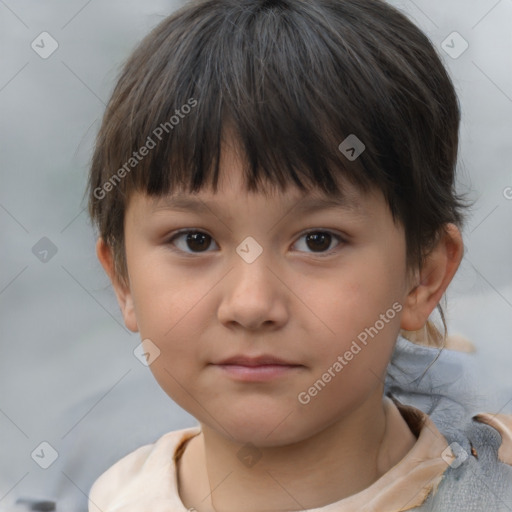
[211,355,304,381]
[213,363,303,382]
[214,354,300,366]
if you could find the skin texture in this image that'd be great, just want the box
[97,140,464,512]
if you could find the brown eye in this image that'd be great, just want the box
[167,229,345,257]
[305,232,331,252]
[293,230,344,256]
[168,230,217,254]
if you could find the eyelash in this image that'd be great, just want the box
[165,229,346,258]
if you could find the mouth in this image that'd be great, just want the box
[214,354,301,366]
[211,360,304,382]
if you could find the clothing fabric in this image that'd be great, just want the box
[384,335,512,511]
[87,334,512,512]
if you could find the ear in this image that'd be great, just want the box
[96,238,139,333]
[400,224,464,331]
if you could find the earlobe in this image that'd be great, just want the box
[400,224,464,331]
[95,238,139,333]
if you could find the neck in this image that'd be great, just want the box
[178,391,417,512]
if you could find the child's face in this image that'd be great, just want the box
[111,143,417,446]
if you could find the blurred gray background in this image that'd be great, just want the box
[0,0,511,511]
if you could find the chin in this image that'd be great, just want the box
[212,414,318,449]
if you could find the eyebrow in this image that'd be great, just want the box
[152,194,366,217]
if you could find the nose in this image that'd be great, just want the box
[217,251,289,331]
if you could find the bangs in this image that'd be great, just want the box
[90,0,408,204]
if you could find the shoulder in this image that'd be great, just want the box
[88,442,154,512]
[87,426,201,512]
[429,412,512,510]
[411,412,512,511]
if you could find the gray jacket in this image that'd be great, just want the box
[385,335,512,511]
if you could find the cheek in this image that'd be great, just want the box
[126,259,205,370]
[302,252,405,377]
[309,256,404,336]
[131,271,211,407]
[128,249,200,331]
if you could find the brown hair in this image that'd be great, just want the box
[87,0,473,347]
